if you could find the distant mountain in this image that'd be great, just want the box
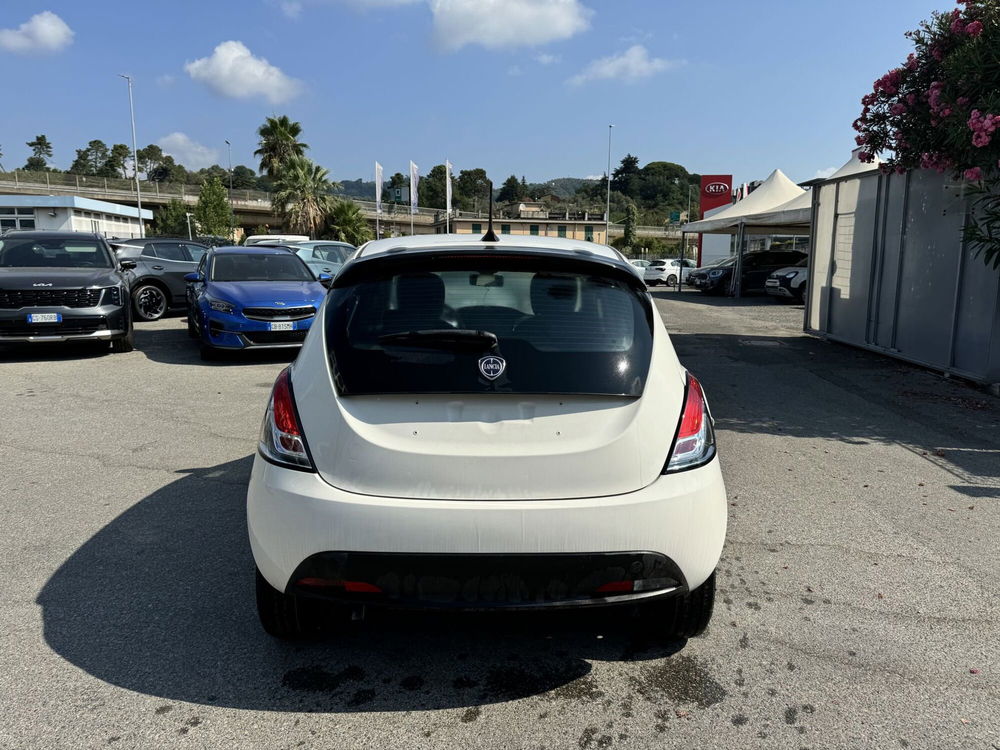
[333,175,597,202]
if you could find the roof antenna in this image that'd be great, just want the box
[480,180,499,242]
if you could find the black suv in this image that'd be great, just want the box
[0,231,135,352]
[111,238,208,321]
[689,249,808,295]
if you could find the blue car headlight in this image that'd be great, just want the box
[708,269,726,278]
[206,296,235,314]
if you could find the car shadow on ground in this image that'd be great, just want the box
[0,340,115,363]
[37,455,709,714]
[133,323,299,367]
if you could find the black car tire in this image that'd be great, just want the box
[638,571,716,640]
[255,567,350,639]
[110,326,135,353]
[187,313,198,338]
[132,283,168,322]
[666,274,678,287]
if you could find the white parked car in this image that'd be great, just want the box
[247,233,727,639]
[644,258,695,287]
[244,234,310,246]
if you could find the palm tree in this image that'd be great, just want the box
[323,199,374,246]
[254,115,308,177]
[271,156,335,237]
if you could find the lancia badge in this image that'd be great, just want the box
[478,355,506,381]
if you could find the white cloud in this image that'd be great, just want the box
[535,52,560,65]
[184,41,302,104]
[814,166,837,179]
[0,11,74,54]
[568,45,680,86]
[157,133,220,170]
[430,0,591,51]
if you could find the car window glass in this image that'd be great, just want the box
[180,243,206,263]
[154,242,187,262]
[141,243,157,258]
[210,253,313,282]
[326,261,654,397]
[0,238,112,268]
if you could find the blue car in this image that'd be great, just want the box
[184,246,331,360]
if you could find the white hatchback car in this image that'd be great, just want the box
[644,259,693,287]
[248,234,727,638]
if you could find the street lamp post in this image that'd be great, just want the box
[225,139,233,241]
[118,74,144,238]
[605,124,614,244]
[185,212,193,241]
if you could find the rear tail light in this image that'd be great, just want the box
[258,367,315,471]
[663,373,716,473]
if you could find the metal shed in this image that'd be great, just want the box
[806,168,1000,387]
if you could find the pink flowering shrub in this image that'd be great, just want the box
[853,0,1000,267]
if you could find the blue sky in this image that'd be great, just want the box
[2,0,932,186]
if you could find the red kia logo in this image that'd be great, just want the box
[705,182,729,195]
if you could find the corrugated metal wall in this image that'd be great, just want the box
[807,169,1000,384]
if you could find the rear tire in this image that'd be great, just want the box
[256,567,322,639]
[132,284,168,322]
[110,327,135,353]
[666,274,678,287]
[639,572,716,640]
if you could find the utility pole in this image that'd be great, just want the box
[605,124,614,244]
[185,212,194,241]
[119,74,144,238]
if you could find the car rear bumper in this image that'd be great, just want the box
[247,454,727,608]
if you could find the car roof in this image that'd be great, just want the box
[296,240,354,247]
[1,230,105,241]
[357,233,630,266]
[208,245,298,256]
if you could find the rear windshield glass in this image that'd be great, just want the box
[210,253,313,282]
[298,245,353,264]
[326,259,653,396]
[0,238,112,268]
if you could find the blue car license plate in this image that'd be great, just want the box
[269,321,294,331]
[28,313,62,323]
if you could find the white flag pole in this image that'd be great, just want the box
[445,159,452,234]
[374,161,383,239]
[409,160,419,236]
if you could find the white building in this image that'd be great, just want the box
[0,195,152,238]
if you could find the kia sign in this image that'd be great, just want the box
[700,174,733,214]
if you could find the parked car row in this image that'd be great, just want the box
[687,249,808,297]
[0,230,356,357]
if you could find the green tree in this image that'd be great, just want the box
[497,174,524,203]
[611,153,641,197]
[271,156,335,237]
[194,177,234,239]
[25,135,53,169]
[230,165,258,190]
[418,164,449,209]
[192,164,229,185]
[622,200,639,251]
[323,199,373,245]
[101,144,131,178]
[23,157,48,171]
[254,115,308,177]
[455,167,489,211]
[68,140,111,176]
[151,199,193,237]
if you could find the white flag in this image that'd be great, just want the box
[409,161,419,215]
[445,159,453,214]
[374,161,383,215]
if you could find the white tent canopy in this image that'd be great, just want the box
[682,169,805,234]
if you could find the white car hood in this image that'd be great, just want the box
[291,312,687,501]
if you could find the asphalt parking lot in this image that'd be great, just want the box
[2,290,999,750]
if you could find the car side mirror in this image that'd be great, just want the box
[317,272,333,288]
[184,272,202,282]
[119,259,137,270]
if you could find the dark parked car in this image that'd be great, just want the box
[0,230,135,352]
[688,249,808,295]
[112,238,208,321]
